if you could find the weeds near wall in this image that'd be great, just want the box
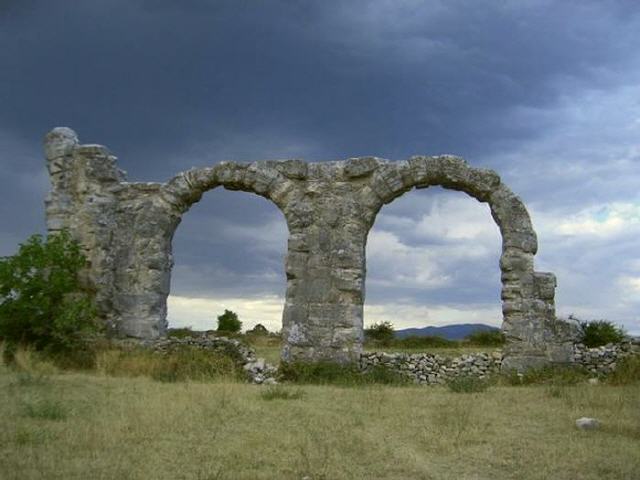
[96,347,243,383]
[607,355,640,385]
[279,361,410,386]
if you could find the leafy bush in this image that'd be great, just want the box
[0,231,98,357]
[364,321,395,346]
[580,319,625,347]
[260,385,305,401]
[279,361,409,386]
[464,330,505,347]
[446,375,489,393]
[217,309,242,333]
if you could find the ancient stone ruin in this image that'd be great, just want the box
[44,127,576,370]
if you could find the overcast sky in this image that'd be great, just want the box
[1,0,638,334]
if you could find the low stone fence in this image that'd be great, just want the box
[360,340,639,385]
[573,341,637,375]
[147,334,278,384]
[359,351,503,385]
[116,334,638,386]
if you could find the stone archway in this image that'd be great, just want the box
[44,127,574,370]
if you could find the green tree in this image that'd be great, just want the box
[217,309,242,333]
[364,321,395,345]
[0,231,98,354]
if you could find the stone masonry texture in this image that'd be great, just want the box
[44,127,576,370]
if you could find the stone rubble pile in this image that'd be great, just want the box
[148,334,278,384]
[359,351,503,385]
[573,340,638,375]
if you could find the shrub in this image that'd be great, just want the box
[364,321,395,345]
[446,375,489,393]
[580,319,625,347]
[217,309,242,333]
[0,231,98,357]
[464,330,505,347]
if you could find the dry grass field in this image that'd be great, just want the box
[1,350,639,480]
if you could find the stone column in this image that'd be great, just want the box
[44,128,125,333]
[281,164,371,362]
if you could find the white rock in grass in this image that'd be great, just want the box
[576,417,600,430]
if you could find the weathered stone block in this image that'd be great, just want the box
[344,157,378,178]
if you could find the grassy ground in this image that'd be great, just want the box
[244,335,283,364]
[1,362,639,480]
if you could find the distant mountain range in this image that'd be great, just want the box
[394,323,499,341]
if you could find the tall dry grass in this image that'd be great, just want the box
[1,361,638,479]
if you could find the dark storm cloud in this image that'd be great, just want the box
[3,0,639,169]
[1,1,639,330]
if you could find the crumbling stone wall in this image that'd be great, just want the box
[44,127,570,369]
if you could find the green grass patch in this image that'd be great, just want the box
[259,385,305,401]
[21,399,67,421]
[446,375,490,393]
[11,371,50,387]
[500,365,590,386]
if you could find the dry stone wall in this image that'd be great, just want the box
[359,341,639,384]
[44,127,572,370]
[360,351,503,385]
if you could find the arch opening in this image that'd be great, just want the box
[167,187,288,337]
[364,186,503,343]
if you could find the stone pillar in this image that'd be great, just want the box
[109,183,180,338]
[280,164,370,362]
[44,128,125,333]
